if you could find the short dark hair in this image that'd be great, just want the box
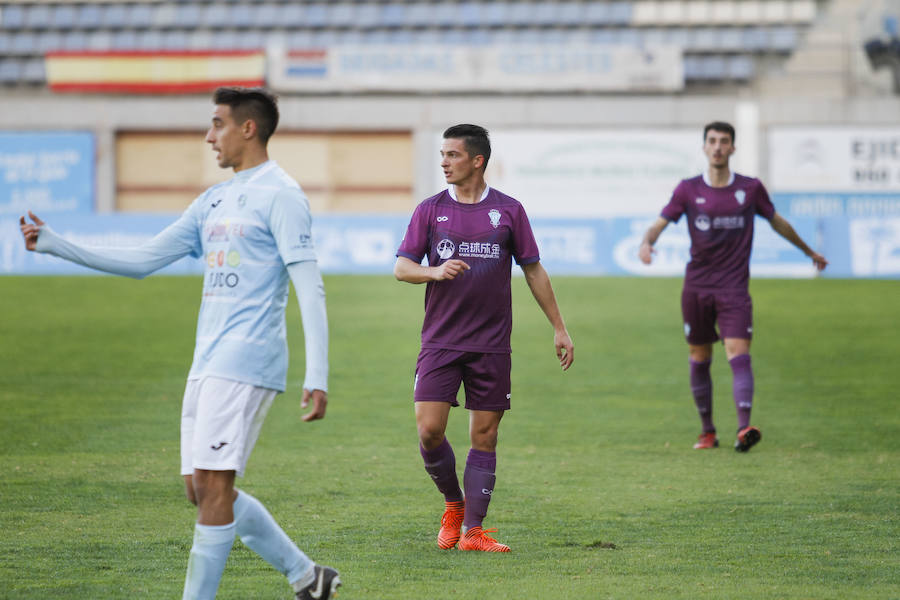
[213,86,280,145]
[443,124,491,168]
[703,121,735,143]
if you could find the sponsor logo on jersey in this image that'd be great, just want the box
[436,239,455,259]
[458,241,500,259]
[695,215,711,231]
[712,215,745,229]
[211,198,223,208]
[227,250,241,267]
[488,209,501,229]
[735,189,746,205]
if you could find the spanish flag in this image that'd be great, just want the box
[45,50,265,93]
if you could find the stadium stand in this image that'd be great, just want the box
[0,0,822,87]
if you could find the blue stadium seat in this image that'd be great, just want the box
[741,27,769,51]
[136,30,164,51]
[380,3,406,28]
[1,5,25,30]
[608,1,633,25]
[62,31,89,51]
[189,30,215,50]
[590,29,620,45]
[335,29,364,45]
[76,4,103,29]
[682,55,703,80]
[235,30,265,50]
[280,5,307,28]
[111,30,139,51]
[162,30,189,50]
[689,27,720,51]
[229,4,253,26]
[250,4,282,28]
[770,26,798,52]
[0,33,10,54]
[329,3,356,28]
[482,2,510,27]
[51,5,77,30]
[129,4,155,29]
[557,2,585,27]
[288,30,315,48]
[152,4,178,28]
[585,3,612,25]
[173,4,202,28]
[728,55,755,80]
[464,28,493,45]
[387,29,415,44]
[11,32,38,56]
[0,59,22,84]
[210,30,239,51]
[432,4,458,28]
[102,4,129,29]
[616,28,642,47]
[305,4,328,28]
[403,3,431,27]
[310,29,341,46]
[37,31,64,53]
[21,58,45,84]
[507,2,533,26]
[458,2,483,27]
[356,4,380,29]
[719,28,743,51]
[87,31,114,52]
[202,5,231,29]
[25,5,52,30]
[532,2,557,26]
[663,28,692,48]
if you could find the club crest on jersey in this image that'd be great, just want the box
[237,194,247,208]
[695,214,711,231]
[488,209,501,229]
[436,239,455,259]
[735,189,746,205]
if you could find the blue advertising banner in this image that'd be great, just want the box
[3,213,879,278]
[0,132,95,217]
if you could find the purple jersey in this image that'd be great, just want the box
[397,186,540,353]
[661,172,775,291]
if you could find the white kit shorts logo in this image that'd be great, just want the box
[436,239,455,259]
[695,214,711,231]
[488,209,501,229]
[735,189,746,205]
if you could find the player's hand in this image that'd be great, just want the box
[433,259,470,281]
[810,252,828,271]
[638,242,654,265]
[301,388,327,422]
[19,211,44,251]
[555,330,574,371]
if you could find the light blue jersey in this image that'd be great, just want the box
[182,160,317,391]
[36,160,323,392]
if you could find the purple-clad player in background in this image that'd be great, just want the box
[640,121,827,452]
[394,124,574,552]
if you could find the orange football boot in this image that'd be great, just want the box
[457,526,511,552]
[437,501,465,549]
[693,432,719,449]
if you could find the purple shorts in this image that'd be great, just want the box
[414,348,511,411]
[681,288,753,345]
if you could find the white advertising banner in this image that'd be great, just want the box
[269,45,684,93]
[769,127,900,192]
[469,129,708,217]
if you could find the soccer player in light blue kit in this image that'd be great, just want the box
[19,87,341,600]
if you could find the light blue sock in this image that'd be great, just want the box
[234,489,314,586]
[183,522,236,600]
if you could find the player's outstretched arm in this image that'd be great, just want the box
[393,256,470,283]
[638,216,670,265]
[19,210,200,279]
[521,261,574,371]
[769,213,828,271]
[287,260,330,422]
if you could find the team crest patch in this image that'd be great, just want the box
[488,209,501,229]
[436,239,455,259]
[735,189,746,205]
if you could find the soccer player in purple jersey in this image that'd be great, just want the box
[394,124,574,552]
[639,121,827,452]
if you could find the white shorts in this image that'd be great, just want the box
[180,376,277,477]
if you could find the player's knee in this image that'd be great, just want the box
[417,425,445,450]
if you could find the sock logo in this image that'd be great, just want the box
[482,488,493,495]
[210,441,228,451]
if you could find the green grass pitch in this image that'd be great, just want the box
[1,274,897,599]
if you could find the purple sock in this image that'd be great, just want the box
[729,354,754,430]
[420,438,463,502]
[690,359,715,433]
[463,449,496,529]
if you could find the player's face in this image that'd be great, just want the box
[440,138,483,185]
[703,129,735,168]
[205,104,247,170]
